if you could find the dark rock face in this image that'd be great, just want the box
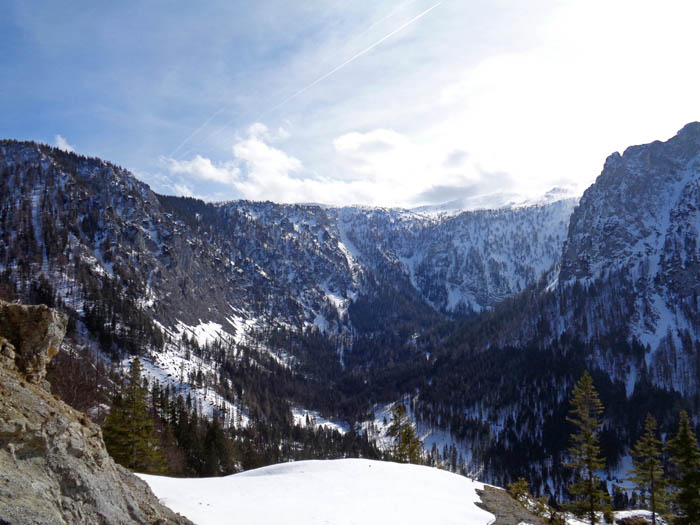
[0,301,192,525]
[560,122,700,285]
[552,122,700,393]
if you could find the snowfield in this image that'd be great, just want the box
[139,459,496,525]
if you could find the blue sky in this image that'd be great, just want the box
[3,1,700,208]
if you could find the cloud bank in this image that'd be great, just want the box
[163,123,528,208]
[6,2,700,208]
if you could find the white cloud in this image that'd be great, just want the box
[233,134,302,179]
[162,124,519,208]
[174,183,194,197]
[164,155,239,185]
[54,134,75,153]
[247,122,269,139]
[232,127,324,202]
[227,125,503,207]
[150,1,700,208]
[334,128,407,155]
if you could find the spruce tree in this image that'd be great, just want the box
[628,413,668,525]
[202,415,237,476]
[103,357,164,473]
[564,371,611,524]
[388,403,423,464]
[668,410,700,525]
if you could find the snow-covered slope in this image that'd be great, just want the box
[555,122,700,393]
[139,459,495,525]
[336,199,576,314]
[467,123,700,395]
[139,459,660,525]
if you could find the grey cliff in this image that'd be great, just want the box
[0,300,193,525]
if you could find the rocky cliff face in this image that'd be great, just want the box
[334,200,574,314]
[560,122,700,289]
[0,300,192,525]
[554,123,700,393]
[0,302,66,386]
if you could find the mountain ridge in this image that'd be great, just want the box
[3,123,700,496]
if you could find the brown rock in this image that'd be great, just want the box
[0,300,67,384]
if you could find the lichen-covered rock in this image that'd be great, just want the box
[0,301,192,524]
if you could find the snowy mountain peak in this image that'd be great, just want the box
[561,122,700,284]
[410,186,580,217]
[554,123,700,393]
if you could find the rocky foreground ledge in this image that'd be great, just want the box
[0,300,192,525]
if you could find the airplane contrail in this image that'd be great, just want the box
[259,1,442,118]
[314,0,421,70]
[169,106,228,158]
[170,1,441,159]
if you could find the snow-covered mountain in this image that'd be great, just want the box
[444,123,700,396]
[0,139,576,339]
[555,122,700,394]
[336,200,574,315]
[4,123,700,498]
[560,122,700,341]
[379,123,700,495]
[0,138,578,473]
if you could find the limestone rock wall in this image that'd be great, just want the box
[0,301,193,525]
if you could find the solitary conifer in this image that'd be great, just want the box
[668,410,700,525]
[628,414,668,525]
[564,371,610,524]
[388,403,422,464]
[103,357,164,473]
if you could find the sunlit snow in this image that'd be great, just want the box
[139,459,495,525]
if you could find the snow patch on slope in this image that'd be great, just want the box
[175,320,228,348]
[139,459,495,525]
[291,408,349,434]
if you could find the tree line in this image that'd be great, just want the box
[102,357,383,477]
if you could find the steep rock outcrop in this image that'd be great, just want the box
[0,302,67,386]
[560,122,700,287]
[555,123,700,393]
[0,300,192,525]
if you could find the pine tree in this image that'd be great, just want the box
[103,357,164,473]
[564,371,611,524]
[667,410,700,525]
[628,414,668,525]
[388,403,423,464]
